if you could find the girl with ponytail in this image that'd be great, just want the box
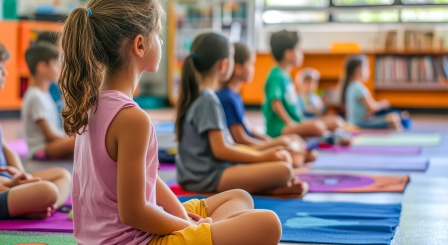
[175,33,308,199]
[341,55,410,130]
[62,1,281,245]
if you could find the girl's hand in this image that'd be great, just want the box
[276,149,293,163]
[2,171,41,188]
[187,212,212,225]
[259,147,292,163]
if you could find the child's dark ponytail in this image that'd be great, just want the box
[175,54,199,141]
[175,33,231,141]
[341,55,366,105]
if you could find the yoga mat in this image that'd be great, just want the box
[0,197,73,232]
[6,139,28,157]
[153,122,175,133]
[159,163,176,171]
[297,172,409,193]
[179,196,401,245]
[158,148,177,164]
[168,170,409,194]
[312,154,428,171]
[319,145,421,155]
[353,133,442,147]
[0,235,76,245]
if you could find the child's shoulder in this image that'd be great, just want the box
[22,87,43,102]
[189,90,221,113]
[267,66,289,83]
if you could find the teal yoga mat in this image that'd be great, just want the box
[0,235,76,245]
[353,133,442,147]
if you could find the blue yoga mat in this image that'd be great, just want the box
[179,196,401,245]
[153,122,175,133]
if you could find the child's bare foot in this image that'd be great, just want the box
[339,137,352,146]
[266,180,309,197]
[292,152,305,168]
[21,207,53,220]
[305,150,318,163]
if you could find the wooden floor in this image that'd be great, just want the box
[1,111,447,245]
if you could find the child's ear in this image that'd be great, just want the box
[36,61,47,74]
[284,49,293,62]
[234,63,243,76]
[218,58,229,74]
[132,34,146,58]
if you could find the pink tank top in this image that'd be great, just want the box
[72,90,159,245]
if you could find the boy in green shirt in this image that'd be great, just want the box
[263,30,348,143]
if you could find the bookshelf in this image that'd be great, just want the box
[241,51,448,108]
[374,52,448,92]
[376,84,448,91]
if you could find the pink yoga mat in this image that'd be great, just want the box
[319,145,421,155]
[0,196,73,232]
[6,139,29,157]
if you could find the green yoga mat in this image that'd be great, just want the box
[0,235,76,245]
[353,133,442,147]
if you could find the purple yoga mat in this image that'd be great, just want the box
[319,146,421,155]
[312,154,428,171]
[0,196,73,232]
[159,163,176,171]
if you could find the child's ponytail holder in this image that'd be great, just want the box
[85,8,92,18]
[191,53,197,60]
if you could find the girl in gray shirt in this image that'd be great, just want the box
[175,33,308,196]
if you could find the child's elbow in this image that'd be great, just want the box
[118,207,140,227]
[212,146,227,160]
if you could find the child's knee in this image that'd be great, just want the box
[259,210,282,239]
[227,189,253,208]
[312,121,327,136]
[386,113,400,124]
[333,115,345,127]
[35,181,59,206]
[276,162,295,181]
[54,168,72,182]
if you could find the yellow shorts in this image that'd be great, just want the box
[235,144,258,153]
[148,199,213,245]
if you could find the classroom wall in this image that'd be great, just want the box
[139,0,169,97]
[259,23,448,52]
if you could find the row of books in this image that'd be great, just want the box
[375,55,448,84]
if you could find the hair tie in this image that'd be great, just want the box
[85,8,92,18]
[191,53,196,60]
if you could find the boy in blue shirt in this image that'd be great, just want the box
[216,43,317,167]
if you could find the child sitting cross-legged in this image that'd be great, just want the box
[216,42,317,166]
[0,43,71,221]
[22,43,75,159]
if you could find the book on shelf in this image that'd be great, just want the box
[404,31,434,51]
[375,55,448,86]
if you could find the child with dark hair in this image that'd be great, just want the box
[22,42,74,159]
[0,43,71,221]
[341,55,411,130]
[36,31,63,107]
[216,43,317,166]
[176,33,309,198]
[264,30,350,145]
